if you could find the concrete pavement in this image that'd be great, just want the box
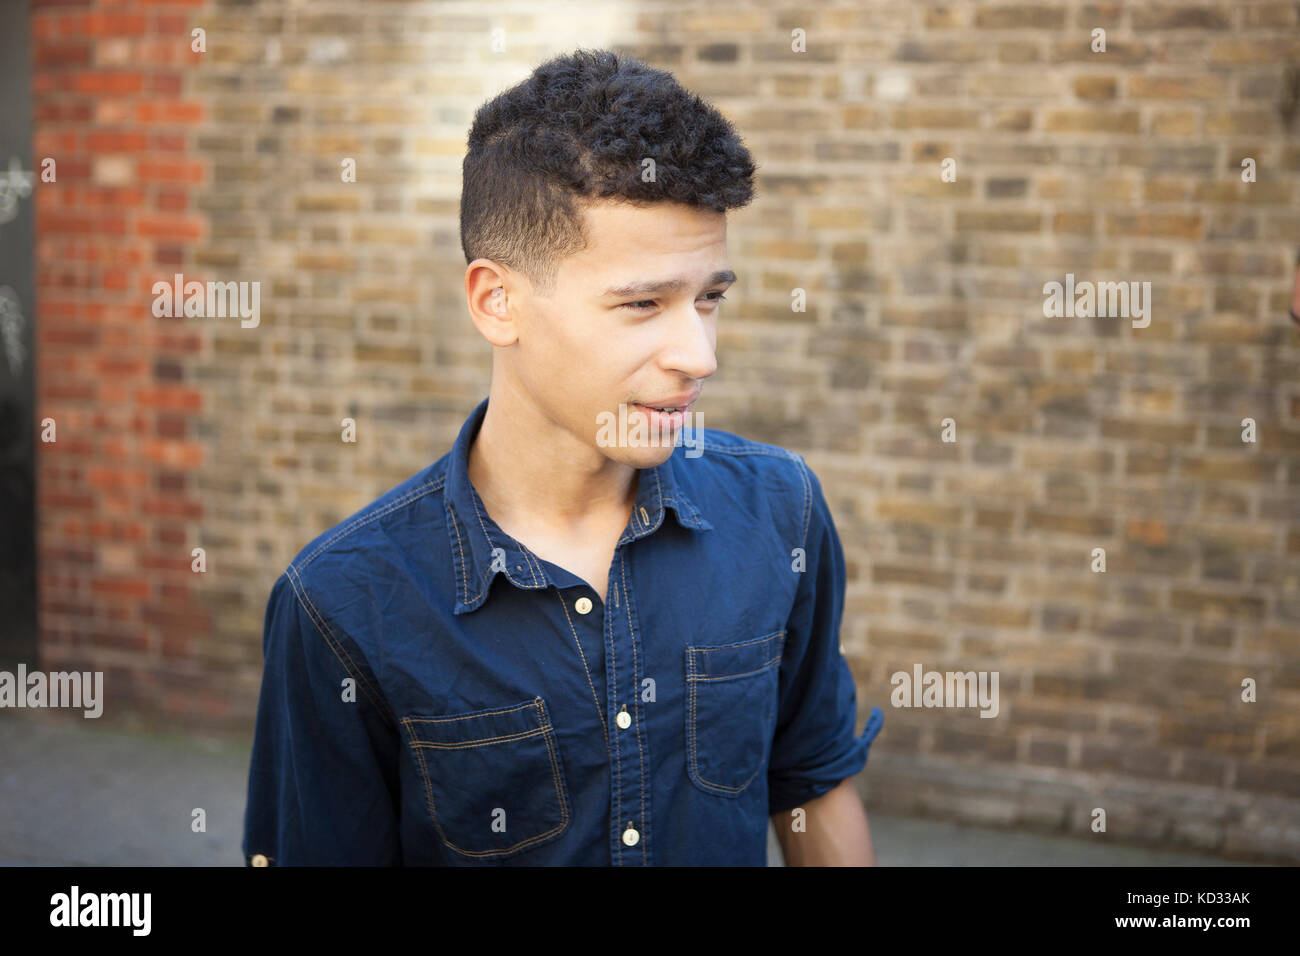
[0,711,1250,866]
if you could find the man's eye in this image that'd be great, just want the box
[621,293,728,311]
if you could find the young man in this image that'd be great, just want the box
[242,48,884,866]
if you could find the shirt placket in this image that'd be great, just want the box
[604,513,654,865]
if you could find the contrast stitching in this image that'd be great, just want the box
[515,540,546,585]
[404,722,444,843]
[399,699,570,859]
[407,727,549,749]
[448,502,500,606]
[797,456,813,557]
[655,468,707,528]
[684,630,786,796]
[301,478,444,568]
[686,643,699,790]
[621,468,674,544]
[690,442,803,459]
[447,501,470,603]
[403,699,536,724]
[619,551,648,865]
[687,659,764,795]
[680,440,806,536]
[689,657,784,682]
[694,629,786,655]
[468,489,509,585]
[285,564,396,728]
[555,591,609,745]
[606,557,622,864]
[649,469,666,530]
[469,483,542,586]
[536,697,572,835]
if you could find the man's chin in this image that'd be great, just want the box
[604,440,678,470]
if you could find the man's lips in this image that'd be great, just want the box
[635,390,700,410]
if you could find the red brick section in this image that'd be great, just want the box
[31,0,217,730]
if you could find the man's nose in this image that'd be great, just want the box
[661,304,718,381]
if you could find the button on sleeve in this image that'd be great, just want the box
[767,460,884,817]
[242,571,403,865]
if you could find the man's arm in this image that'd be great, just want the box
[242,569,403,865]
[766,456,885,864]
[771,778,876,866]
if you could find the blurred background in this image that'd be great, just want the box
[0,0,1297,865]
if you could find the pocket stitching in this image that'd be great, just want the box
[408,727,548,749]
[695,629,785,660]
[685,630,785,797]
[692,656,784,683]
[404,698,538,732]
[402,697,571,859]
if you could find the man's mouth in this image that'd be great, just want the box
[634,390,700,414]
[632,403,690,427]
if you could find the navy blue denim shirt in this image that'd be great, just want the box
[242,396,884,865]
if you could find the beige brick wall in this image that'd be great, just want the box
[37,1,1300,861]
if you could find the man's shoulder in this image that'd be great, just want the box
[286,456,451,580]
[680,425,818,536]
[694,425,804,466]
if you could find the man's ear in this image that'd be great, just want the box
[465,259,518,347]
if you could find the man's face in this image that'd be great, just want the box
[507,198,730,468]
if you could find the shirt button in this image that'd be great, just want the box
[622,825,640,846]
[575,596,592,614]
[616,707,631,729]
[250,854,268,867]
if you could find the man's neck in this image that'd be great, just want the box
[466,392,639,540]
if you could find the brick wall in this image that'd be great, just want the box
[30,1,1300,861]
[32,0,216,720]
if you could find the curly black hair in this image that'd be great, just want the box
[460,48,757,296]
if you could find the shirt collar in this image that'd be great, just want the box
[444,396,713,614]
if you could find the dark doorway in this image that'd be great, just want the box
[0,0,37,666]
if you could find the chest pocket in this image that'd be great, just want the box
[401,697,571,860]
[685,629,786,798]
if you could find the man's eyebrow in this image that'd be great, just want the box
[602,270,737,298]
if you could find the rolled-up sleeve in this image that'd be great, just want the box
[767,458,884,816]
[242,568,402,865]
